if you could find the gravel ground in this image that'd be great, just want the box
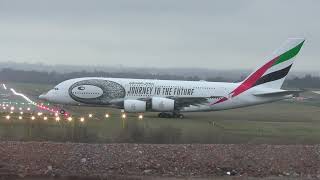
[0,141,320,179]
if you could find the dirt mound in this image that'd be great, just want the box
[0,142,320,179]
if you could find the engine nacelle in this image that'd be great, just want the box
[152,97,175,112]
[124,100,146,112]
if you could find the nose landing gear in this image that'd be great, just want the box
[158,112,184,119]
[59,109,66,115]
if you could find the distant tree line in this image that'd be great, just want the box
[283,74,320,89]
[0,68,319,89]
[0,68,212,84]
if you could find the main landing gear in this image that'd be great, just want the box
[158,112,184,119]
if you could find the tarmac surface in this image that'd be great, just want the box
[1,141,320,179]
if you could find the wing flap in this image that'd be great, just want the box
[168,96,224,109]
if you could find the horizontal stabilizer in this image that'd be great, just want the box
[312,91,320,95]
[253,90,304,97]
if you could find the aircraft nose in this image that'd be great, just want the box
[39,93,47,100]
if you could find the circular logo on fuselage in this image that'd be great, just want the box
[72,85,103,99]
[68,79,126,105]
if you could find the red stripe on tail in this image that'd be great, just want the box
[209,56,278,106]
[230,57,278,97]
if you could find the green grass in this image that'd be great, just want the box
[9,82,53,98]
[1,82,320,144]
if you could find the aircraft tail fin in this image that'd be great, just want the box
[211,38,305,104]
[241,38,305,89]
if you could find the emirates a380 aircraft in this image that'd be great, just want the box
[39,38,305,118]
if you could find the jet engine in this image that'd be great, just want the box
[124,99,146,112]
[152,97,175,111]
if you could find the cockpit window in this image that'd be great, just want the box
[54,88,59,90]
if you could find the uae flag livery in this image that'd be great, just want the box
[212,38,305,105]
[252,40,304,88]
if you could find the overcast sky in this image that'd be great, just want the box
[0,0,319,70]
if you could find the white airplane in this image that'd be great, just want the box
[39,38,305,118]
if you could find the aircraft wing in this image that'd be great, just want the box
[166,96,224,109]
[253,90,304,97]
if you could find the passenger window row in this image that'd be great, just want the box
[130,85,215,90]
[194,87,215,89]
[73,92,100,95]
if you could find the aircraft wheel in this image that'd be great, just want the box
[158,112,172,118]
[59,109,66,115]
[158,113,164,118]
[164,113,171,118]
[173,112,184,119]
[159,112,183,118]
[178,114,184,119]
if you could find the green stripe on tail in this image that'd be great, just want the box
[273,40,305,66]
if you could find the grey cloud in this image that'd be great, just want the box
[0,0,318,70]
